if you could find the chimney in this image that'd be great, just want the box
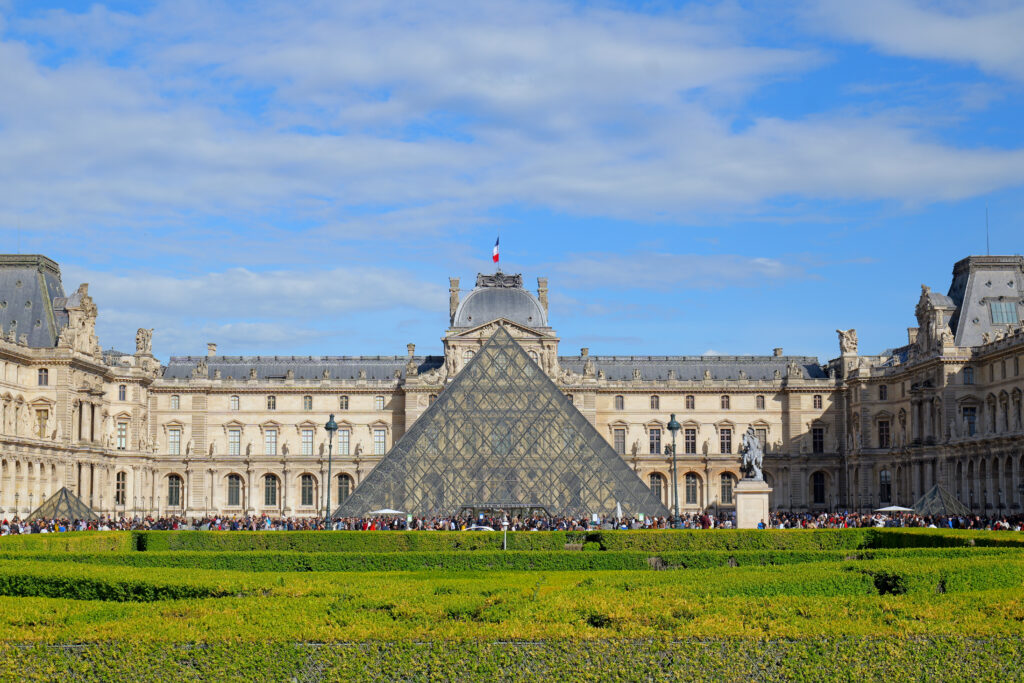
[773,348,783,357]
[207,343,217,356]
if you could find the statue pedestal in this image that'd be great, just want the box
[734,479,772,529]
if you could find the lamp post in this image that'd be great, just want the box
[667,413,681,521]
[324,414,338,524]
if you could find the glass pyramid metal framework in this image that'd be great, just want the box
[335,326,669,519]
[27,487,99,521]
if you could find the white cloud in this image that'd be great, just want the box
[61,264,446,357]
[550,252,812,291]
[0,0,1020,246]
[809,0,1024,81]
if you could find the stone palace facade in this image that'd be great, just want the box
[0,253,1022,519]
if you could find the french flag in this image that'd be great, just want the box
[492,237,500,263]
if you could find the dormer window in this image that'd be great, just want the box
[991,301,1019,324]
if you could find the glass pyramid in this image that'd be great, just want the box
[912,484,970,517]
[335,326,669,519]
[27,487,99,521]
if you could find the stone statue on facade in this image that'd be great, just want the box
[740,426,764,480]
[135,328,153,354]
[836,329,858,354]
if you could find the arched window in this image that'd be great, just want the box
[118,384,127,401]
[303,395,313,411]
[115,471,126,505]
[170,395,180,410]
[685,473,699,505]
[720,473,735,505]
[227,474,242,507]
[685,395,695,410]
[813,394,823,410]
[879,470,892,503]
[264,475,279,507]
[38,368,48,386]
[650,395,660,410]
[812,472,826,505]
[648,473,665,504]
[337,474,353,503]
[528,350,540,365]
[614,395,624,410]
[756,395,765,410]
[230,395,239,411]
[267,395,276,410]
[167,475,183,508]
[720,395,730,410]
[463,350,475,364]
[339,395,349,410]
[301,474,315,506]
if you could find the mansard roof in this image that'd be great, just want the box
[162,355,444,381]
[0,254,66,347]
[558,355,828,381]
[453,272,548,329]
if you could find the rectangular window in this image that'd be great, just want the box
[878,421,890,449]
[812,427,824,454]
[720,428,732,454]
[339,429,350,455]
[879,385,888,401]
[228,429,240,456]
[38,368,49,386]
[301,428,314,456]
[649,428,661,455]
[303,396,313,411]
[170,395,180,410]
[230,395,239,411]
[301,475,314,506]
[35,409,48,439]
[265,429,277,456]
[373,428,387,455]
[115,472,126,505]
[117,422,127,451]
[755,428,767,449]
[684,428,696,454]
[963,407,977,436]
[991,301,1018,324]
[613,428,626,455]
[374,396,385,410]
[118,385,126,401]
[169,428,181,456]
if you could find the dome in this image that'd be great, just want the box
[453,282,547,329]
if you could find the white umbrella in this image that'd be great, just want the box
[874,505,914,512]
[368,508,406,515]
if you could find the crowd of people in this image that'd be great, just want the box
[2,510,1023,535]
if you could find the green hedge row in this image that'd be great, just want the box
[3,547,1015,573]
[0,573,226,602]
[0,532,133,553]
[2,529,1020,556]
[3,638,1022,682]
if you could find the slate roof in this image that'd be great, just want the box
[453,273,548,329]
[163,355,445,381]
[0,255,66,347]
[558,355,827,381]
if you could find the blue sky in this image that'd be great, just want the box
[1,0,1022,361]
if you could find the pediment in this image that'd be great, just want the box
[447,318,552,341]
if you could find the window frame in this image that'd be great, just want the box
[115,471,126,505]
[230,395,240,411]
[720,395,730,410]
[264,428,278,456]
[756,395,765,410]
[118,384,126,401]
[301,428,314,456]
[813,394,822,410]
[267,395,276,410]
[649,427,662,455]
[264,475,278,507]
[373,428,387,455]
[719,427,732,454]
[227,474,242,507]
[374,395,385,411]
[685,395,695,410]
[37,368,48,386]
[300,474,315,507]
[228,428,241,456]
[650,395,660,410]
[170,395,180,410]
[339,395,349,410]
[167,475,182,507]
[303,395,313,411]
[614,395,624,411]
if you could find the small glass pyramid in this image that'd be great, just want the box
[27,487,99,521]
[335,326,669,519]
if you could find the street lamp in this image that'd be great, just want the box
[667,413,681,521]
[324,413,338,524]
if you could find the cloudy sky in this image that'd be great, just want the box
[1,0,1022,361]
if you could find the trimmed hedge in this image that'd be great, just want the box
[2,546,1016,573]
[3,638,1023,682]
[0,532,133,554]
